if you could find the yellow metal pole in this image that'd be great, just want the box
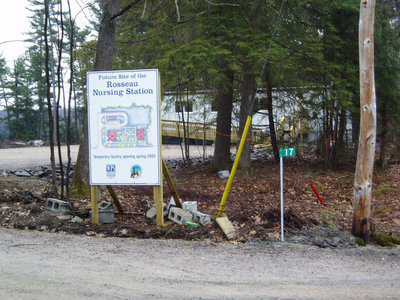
[217,115,252,217]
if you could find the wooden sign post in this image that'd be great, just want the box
[87,69,163,225]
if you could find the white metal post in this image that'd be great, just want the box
[280,156,284,242]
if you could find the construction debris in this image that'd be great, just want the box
[216,216,237,240]
[168,207,193,225]
[46,198,70,214]
[218,170,230,179]
[145,198,211,226]
[90,201,115,224]
[192,211,211,225]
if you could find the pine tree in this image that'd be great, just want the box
[0,56,11,138]
[375,1,400,167]
[7,56,36,140]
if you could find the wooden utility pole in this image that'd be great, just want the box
[353,0,377,242]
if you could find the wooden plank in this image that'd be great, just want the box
[106,185,124,213]
[162,159,182,208]
[90,185,100,225]
[161,118,265,143]
[155,72,164,227]
[216,216,237,240]
[154,185,164,226]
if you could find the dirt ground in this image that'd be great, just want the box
[1,141,400,298]
[1,226,399,299]
[0,141,399,246]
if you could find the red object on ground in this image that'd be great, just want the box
[310,182,325,204]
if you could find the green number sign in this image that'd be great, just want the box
[279,147,296,158]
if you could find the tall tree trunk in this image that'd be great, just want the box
[335,107,347,166]
[66,0,74,202]
[350,107,360,145]
[37,97,44,140]
[180,94,190,166]
[183,88,191,165]
[331,99,339,167]
[213,68,233,171]
[1,87,11,138]
[353,0,377,243]
[237,0,263,174]
[266,77,279,163]
[378,99,388,168]
[238,65,255,174]
[73,87,79,144]
[44,0,58,196]
[56,0,65,200]
[71,0,121,195]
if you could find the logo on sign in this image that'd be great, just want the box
[130,165,143,178]
[106,164,116,178]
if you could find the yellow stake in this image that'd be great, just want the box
[217,115,252,217]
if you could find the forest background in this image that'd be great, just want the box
[0,0,399,242]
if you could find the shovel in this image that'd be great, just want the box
[216,115,252,240]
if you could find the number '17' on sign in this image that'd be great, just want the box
[279,147,296,157]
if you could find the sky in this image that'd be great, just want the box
[0,0,30,65]
[0,0,93,67]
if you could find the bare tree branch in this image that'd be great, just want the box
[203,0,240,6]
[173,11,206,26]
[110,0,141,21]
[0,40,27,45]
[141,0,147,18]
[175,0,181,23]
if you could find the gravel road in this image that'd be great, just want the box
[0,227,399,299]
[0,144,215,170]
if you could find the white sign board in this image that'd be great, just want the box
[87,69,160,185]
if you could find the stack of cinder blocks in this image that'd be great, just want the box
[145,197,211,226]
[167,198,211,225]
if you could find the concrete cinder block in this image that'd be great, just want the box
[218,170,230,178]
[146,203,168,219]
[163,203,169,216]
[89,210,115,223]
[98,201,112,210]
[167,197,176,210]
[192,211,211,225]
[98,201,115,223]
[168,207,193,225]
[182,201,197,212]
[89,201,115,223]
[146,207,157,219]
[46,198,70,213]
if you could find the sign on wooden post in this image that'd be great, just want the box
[87,69,163,225]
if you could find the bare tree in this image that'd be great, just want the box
[66,0,74,201]
[56,0,65,199]
[353,0,377,242]
[72,0,122,194]
[44,0,58,196]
